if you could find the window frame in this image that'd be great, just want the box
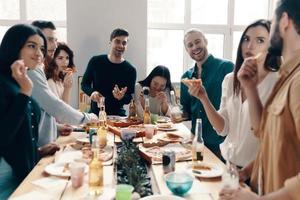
[0,0,66,40]
[147,0,276,74]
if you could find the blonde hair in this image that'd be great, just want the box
[183,28,207,45]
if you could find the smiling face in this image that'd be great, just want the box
[184,31,208,63]
[110,36,128,58]
[55,49,69,72]
[150,76,167,96]
[42,28,58,58]
[19,34,45,69]
[241,25,270,59]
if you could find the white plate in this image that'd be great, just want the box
[140,195,185,200]
[76,137,89,143]
[156,116,171,123]
[189,163,223,178]
[107,115,127,120]
[44,162,88,177]
[157,127,177,131]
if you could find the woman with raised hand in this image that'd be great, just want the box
[134,65,175,118]
[45,42,77,104]
[0,24,59,198]
[184,19,279,169]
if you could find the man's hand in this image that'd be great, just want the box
[90,91,102,102]
[219,187,259,200]
[185,81,207,101]
[58,124,73,136]
[11,60,33,96]
[112,85,127,100]
[38,143,60,157]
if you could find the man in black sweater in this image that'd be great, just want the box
[81,28,137,116]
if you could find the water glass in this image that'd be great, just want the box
[116,184,134,200]
[70,162,85,188]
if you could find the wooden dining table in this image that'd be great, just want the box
[10,123,225,200]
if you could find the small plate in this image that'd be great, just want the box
[189,163,223,178]
[140,195,185,200]
[157,123,177,131]
[107,115,126,120]
[76,137,89,143]
[44,162,88,177]
[156,116,171,123]
[157,127,177,131]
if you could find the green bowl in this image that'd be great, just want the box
[165,172,194,196]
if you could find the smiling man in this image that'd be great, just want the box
[82,28,137,116]
[180,29,233,158]
[31,20,58,67]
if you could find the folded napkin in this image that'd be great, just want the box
[9,191,55,200]
[31,177,68,190]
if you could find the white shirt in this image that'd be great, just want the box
[47,79,64,99]
[217,72,278,167]
[134,83,172,118]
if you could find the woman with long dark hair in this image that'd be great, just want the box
[0,24,59,198]
[134,65,175,118]
[45,42,77,104]
[185,19,279,168]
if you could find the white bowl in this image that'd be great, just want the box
[139,195,185,200]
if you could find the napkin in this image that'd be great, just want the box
[31,177,68,190]
[9,191,55,200]
[97,187,115,200]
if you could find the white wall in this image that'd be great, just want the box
[67,0,147,107]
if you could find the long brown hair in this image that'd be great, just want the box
[45,42,76,81]
[233,19,271,96]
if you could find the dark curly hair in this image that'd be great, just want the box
[45,42,76,81]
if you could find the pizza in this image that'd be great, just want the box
[81,146,113,162]
[181,78,202,85]
[158,132,183,143]
[157,122,173,129]
[107,118,143,127]
[63,67,77,73]
[141,144,192,163]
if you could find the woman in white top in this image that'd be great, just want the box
[185,19,280,167]
[45,42,76,104]
[134,65,175,118]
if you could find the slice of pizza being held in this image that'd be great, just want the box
[181,78,202,86]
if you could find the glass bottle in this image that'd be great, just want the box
[222,143,239,189]
[192,118,205,166]
[128,98,137,121]
[143,98,151,124]
[89,142,103,196]
[170,90,182,122]
[97,97,107,148]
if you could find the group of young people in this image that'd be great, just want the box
[0,0,299,199]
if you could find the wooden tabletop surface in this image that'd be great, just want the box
[10,123,225,200]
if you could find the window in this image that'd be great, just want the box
[147,0,276,82]
[0,0,67,42]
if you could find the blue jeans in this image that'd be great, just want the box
[0,158,19,200]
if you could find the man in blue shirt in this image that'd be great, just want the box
[180,29,233,158]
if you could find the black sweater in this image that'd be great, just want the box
[81,55,137,116]
[0,74,40,181]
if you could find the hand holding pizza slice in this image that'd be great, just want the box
[181,78,207,101]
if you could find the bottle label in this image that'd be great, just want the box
[196,152,203,161]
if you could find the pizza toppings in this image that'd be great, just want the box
[181,78,202,86]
